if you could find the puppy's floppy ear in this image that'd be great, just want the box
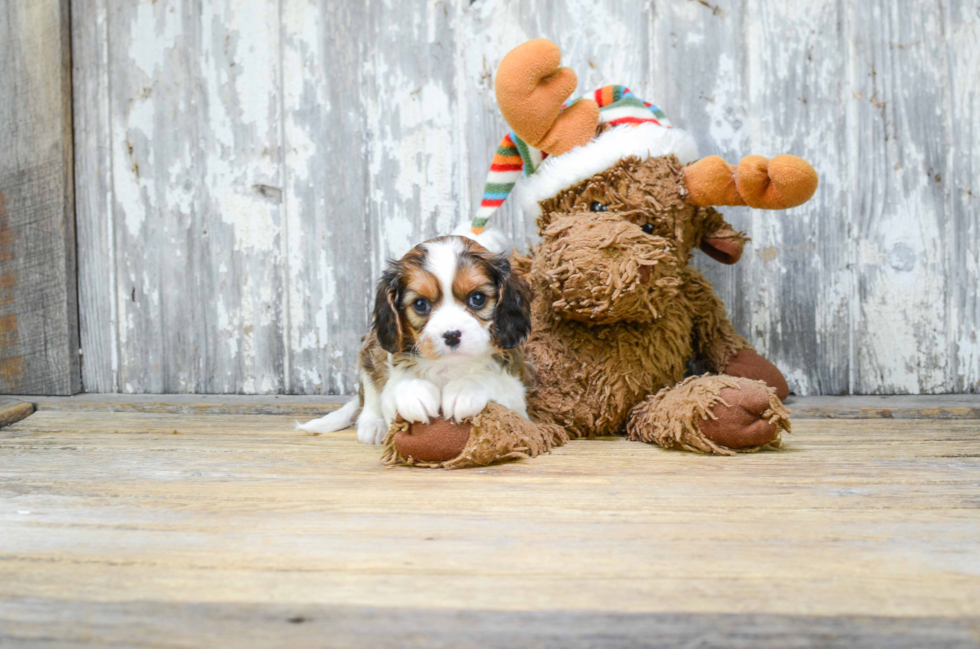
[372,266,403,353]
[489,254,532,349]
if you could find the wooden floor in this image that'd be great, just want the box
[1,397,979,647]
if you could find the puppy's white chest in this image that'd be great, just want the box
[409,355,503,389]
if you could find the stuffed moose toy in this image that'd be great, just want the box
[383,39,818,469]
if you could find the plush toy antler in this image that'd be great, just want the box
[495,39,600,156]
[684,155,818,209]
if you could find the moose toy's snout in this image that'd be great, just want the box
[535,213,683,324]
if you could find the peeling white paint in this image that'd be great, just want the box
[129,1,181,76]
[783,368,811,396]
[218,190,278,253]
[77,0,977,396]
[706,54,750,154]
[113,96,155,237]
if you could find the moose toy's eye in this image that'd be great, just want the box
[467,292,487,309]
[412,298,431,315]
[589,201,608,212]
[641,223,656,235]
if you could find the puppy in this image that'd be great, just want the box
[298,235,532,444]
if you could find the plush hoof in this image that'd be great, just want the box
[627,374,790,455]
[723,349,790,400]
[391,417,471,463]
[382,402,569,469]
[700,384,781,449]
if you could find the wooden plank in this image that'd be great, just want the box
[357,3,463,270]
[279,0,375,395]
[847,0,952,394]
[26,392,346,416]
[0,412,978,639]
[0,397,33,427]
[0,0,80,395]
[13,393,979,419]
[946,1,979,393]
[787,394,980,419]
[72,0,117,393]
[1,600,977,648]
[739,0,850,395]
[99,0,287,393]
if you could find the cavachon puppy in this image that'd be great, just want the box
[298,235,532,444]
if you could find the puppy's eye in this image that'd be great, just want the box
[411,298,431,315]
[641,223,656,235]
[467,292,487,309]
[590,201,608,212]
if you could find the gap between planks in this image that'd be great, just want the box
[7,393,979,418]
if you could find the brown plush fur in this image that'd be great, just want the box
[513,156,788,453]
[626,375,789,456]
[517,154,778,442]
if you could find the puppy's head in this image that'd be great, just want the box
[372,236,531,359]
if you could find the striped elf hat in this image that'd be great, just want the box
[471,85,698,234]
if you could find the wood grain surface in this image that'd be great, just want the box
[0,0,80,395]
[0,397,33,427]
[70,0,979,396]
[1,410,978,644]
[15,392,980,418]
[2,600,978,648]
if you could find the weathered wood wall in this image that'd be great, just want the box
[0,0,80,395]
[71,0,979,396]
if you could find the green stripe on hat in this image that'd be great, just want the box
[611,95,649,110]
[484,182,516,193]
[514,137,537,175]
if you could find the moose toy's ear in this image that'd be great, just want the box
[700,229,745,265]
[494,39,599,156]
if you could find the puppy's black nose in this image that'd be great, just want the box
[443,330,461,348]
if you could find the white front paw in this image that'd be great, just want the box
[441,380,489,423]
[356,417,388,445]
[395,379,441,423]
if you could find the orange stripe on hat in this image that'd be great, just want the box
[600,86,614,107]
[492,154,524,166]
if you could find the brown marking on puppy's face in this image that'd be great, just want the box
[454,238,532,351]
[451,262,498,323]
[400,265,441,334]
[371,236,532,360]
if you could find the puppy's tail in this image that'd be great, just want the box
[296,397,359,434]
[451,222,510,254]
